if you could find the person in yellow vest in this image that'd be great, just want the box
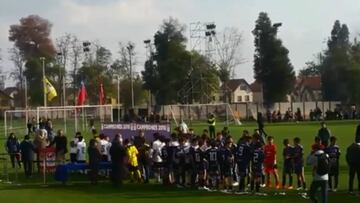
[207,114,216,139]
[124,139,141,182]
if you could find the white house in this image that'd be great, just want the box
[220,79,253,103]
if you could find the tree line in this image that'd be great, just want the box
[4,13,358,108]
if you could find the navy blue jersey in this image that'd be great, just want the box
[221,147,234,168]
[283,145,294,165]
[190,146,204,164]
[168,145,178,165]
[236,141,252,166]
[175,145,187,165]
[161,146,170,164]
[324,145,340,164]
[206,147,220,169]
[252,148,264,174]
[293,144,304,165]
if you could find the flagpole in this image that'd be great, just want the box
[40,57,47,107]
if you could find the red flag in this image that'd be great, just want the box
[77,81,87,106]
[99,82,105,105]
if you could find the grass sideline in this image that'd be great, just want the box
[0,120,360,203]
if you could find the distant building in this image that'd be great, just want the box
[292,76,322,102]
[0,89,14,117]
[220,79,253,103]
[250,81,263,103]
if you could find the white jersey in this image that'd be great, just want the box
[76,140,87,161]
[99,139,111,157]
[179,122,189,134]
[152,140,165,163]
[70,138,79,154]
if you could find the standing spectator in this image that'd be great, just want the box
[31,117,37,133]
[138,141,152,183]
[355,124,360,145]
[50,130,68,162]
[27,119,33,135]
[295,108,303,122]
[317,122,331,147]
[6,133,21,168]
[76,136,87,163]
[45,119,54,142]
[346,137,360,195]
[324,136,340,192]
[152,133,164,183]
[179,119,189,134]
[257,112,267,138]
[88,139,101,185]
[19,135,35,178]
[134,130,145,149]
[110,134,127,186]
[99,134,111,162]
[307,146,329,203]
[125,139,141,182]
[33,129,48,172]
[207,114,216,139]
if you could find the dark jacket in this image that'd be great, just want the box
[50,136,68,153]
[6,138,20,153]
[110,141,126,164]
[318,128,331,144]
[19,140,35,160]
[346,143,360,167]
[88,146,101,168]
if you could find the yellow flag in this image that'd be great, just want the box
[44,77,57,101]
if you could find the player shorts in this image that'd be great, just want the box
[329,163,339,176]
[294,163,304,174]
[252,166,263,178]
[283,162,293,174]
[153,162,163,169]
[195,163,206,172]
[264,163,277,174]
[128,165,139,172]
[237,164,249,177]
[222,165,233,177]
[208,165,220,176]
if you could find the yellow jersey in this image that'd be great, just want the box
[127,145,139,167]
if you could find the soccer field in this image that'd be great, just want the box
[0,120,359,203]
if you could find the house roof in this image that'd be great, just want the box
[221,79,250,92]
[298,76,321,91]
[250,81,262,92]
[3,87,19,95]
[0,89,13,100]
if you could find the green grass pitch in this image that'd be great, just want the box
[0,120,359,203]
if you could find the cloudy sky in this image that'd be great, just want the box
[1,0,360,86]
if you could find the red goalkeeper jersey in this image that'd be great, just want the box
[264,144,277,165]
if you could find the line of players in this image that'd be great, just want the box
[155,129,340,194]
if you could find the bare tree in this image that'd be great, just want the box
[69,35,84,105]
[112,41,137,78]
[214,27,243,82]
[8,46,24,88]
[56,33,73,105]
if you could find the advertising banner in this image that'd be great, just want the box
[101,123,171,142]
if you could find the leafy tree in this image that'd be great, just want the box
[321,20,352,101]
[299,61,321,77]
[142,17,191,105]
[253,12,295,105]
[9,15,59,105]
[120,77,147,108]
[9,15,56,60]
[76,45,114,104]
[184,51,219,103]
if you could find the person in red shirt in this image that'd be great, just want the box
[311,136,325,154]
[264,136,280,188]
